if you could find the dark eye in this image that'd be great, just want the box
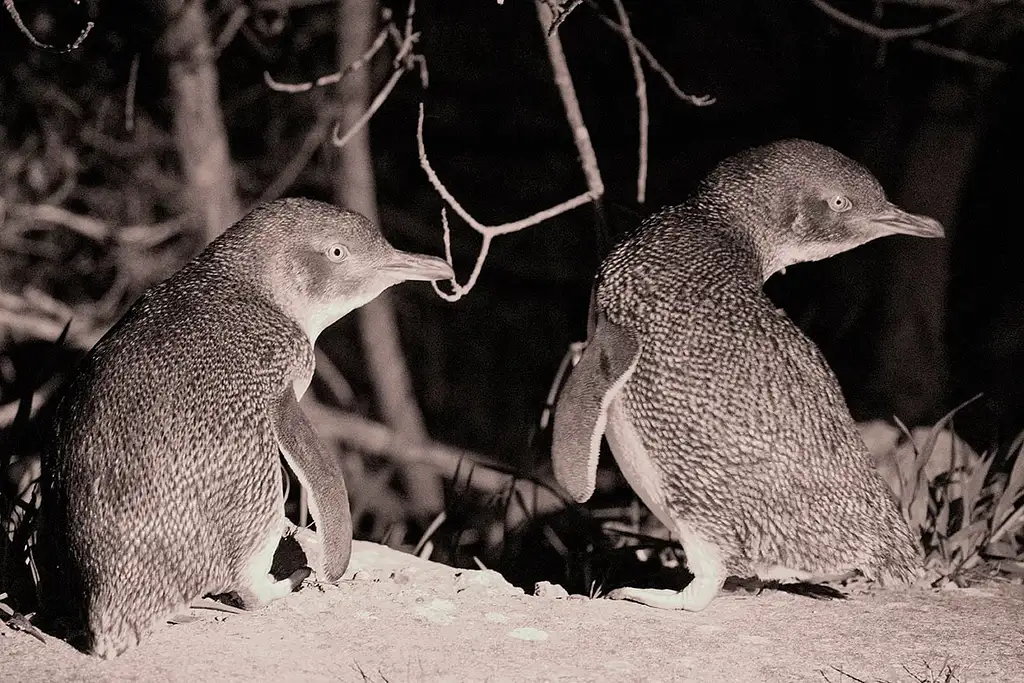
[828,195,852,213]
[326,244,349,262]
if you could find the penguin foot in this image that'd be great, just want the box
[606,575,720,611]
[234,567,311,609]
[287,566,313,590]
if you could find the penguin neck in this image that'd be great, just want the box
[273,296,359,349]
[691,184,796,285]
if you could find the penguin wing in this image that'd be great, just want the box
[552,305,640,503]
[271,388,353,582]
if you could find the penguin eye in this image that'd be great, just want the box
[828,195,852,213]
[326,244,350,262]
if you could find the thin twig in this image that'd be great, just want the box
[0,377,61,427]
[263,26,391,93]
[806,0,991,40]
[584,0,715,107]
[9,204,107,240]
[125,54,140,132]
[418,108,597,240]
[214,5,250,55]
[6,203,186,247]
[536,0,604,200]
[0,296,103,350]
[331,2,424,148]
[911,39,1009,71]
[610,0,648,204]
[302,398,569,518]
[3,0,93,53]
[258,107,337,203]
[312,347,355,405]
[546,0,583,34]
[416,4,605,301]
[332,68,405,148]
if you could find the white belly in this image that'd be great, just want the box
[605,395,678,532]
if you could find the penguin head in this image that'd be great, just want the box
[704,139,944,277]
[215,198,454,344]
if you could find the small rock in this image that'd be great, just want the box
[509,627,549,642]
[484,612,509,623]
[533,581,569,599]
[453,569,523,596]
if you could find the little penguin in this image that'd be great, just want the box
[553,140,943,611]
[37,197,453,657]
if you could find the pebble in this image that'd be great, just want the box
[533,581,569,599]
[509,627,549,642]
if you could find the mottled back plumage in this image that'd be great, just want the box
[554,140,942,610]
[38,198,454,656]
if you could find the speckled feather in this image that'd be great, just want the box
[40,239,313,655]
[594,141,922,583]
[35,198,402,657]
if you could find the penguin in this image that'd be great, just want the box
[37,197,454,657]
[553,140,942,611]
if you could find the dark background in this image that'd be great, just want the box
[2,1,1023,540]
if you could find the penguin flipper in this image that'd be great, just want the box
[271,389,353,582]
[552,309,640,503]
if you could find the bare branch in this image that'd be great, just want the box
[257,108,336,204]
[330,3,424,148]
[3,0,94,53]
[536,0,604,200]
[417,108,597,241]
[8,203,106,240]
[302,398,569,518]
[214,5,250,55]
[911,38,1009,71]
[428,209,495,302]
[263,26,390,93]
[0,289,105,350]
[417,105,594,301]
[610,0,649,204]
[545,0,583,34]
[416,3,605,301]
[125,54,140,132]
[0,377,60,427]
[584,0,715,107]
[312,348,354,406]
[806,0,993,40]
[6,203,187,248]
[331,68,405,148]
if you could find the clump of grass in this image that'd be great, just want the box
[864,396,1024,582]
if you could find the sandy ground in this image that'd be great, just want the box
[2,539,1023,683]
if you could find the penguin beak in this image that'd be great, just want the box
[865,203,945,239]
[379,249,455,282]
